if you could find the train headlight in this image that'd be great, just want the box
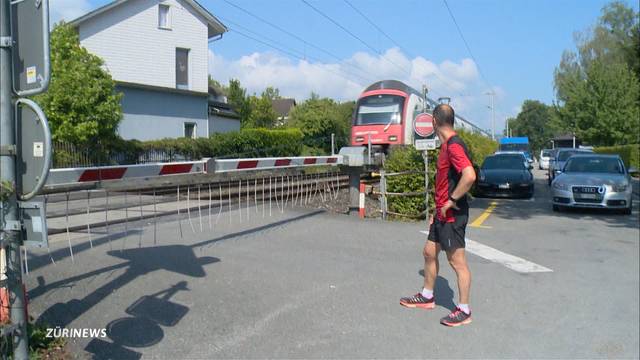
[355,136,364,142]
[388,136,397,141]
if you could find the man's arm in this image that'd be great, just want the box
[450,166,476,201]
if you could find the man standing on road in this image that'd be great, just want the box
[399,104,476,327]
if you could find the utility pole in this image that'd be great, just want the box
[485,91,495,140]
[505,117,509,138]
[1,0,29,356]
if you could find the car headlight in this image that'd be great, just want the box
[552,182,568,190]
[612,183,628,192]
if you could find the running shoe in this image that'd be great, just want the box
[440,307,472,327]
[399,293,435,309]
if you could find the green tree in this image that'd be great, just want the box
[35,22,122,145]
[227,79,252,127]
[553,1,640,146]
[246,91,279,128]
[288,93,352,154]
[508,100,559,153]
[556,60,639,146]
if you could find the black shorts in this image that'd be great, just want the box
[427,215,468,251]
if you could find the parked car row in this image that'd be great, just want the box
[475,146,635,215]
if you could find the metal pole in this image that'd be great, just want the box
[423,151,429,226]
[490,92,495,141]
[367,133,372,165]
[1,0,29,355]
[505,117,509,138]
[331,133,335,155]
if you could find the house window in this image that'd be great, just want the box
[158,4,170,29]
[176,48,189,89]
[184,123,197,139]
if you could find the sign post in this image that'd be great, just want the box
[1,0,50,356]
[413,112,436,225]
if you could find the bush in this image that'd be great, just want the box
[383,132,497,219]
[594,144,639,169]
[53,128,305,167]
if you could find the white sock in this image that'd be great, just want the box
[421,288,433,299]
[458,303,470,314]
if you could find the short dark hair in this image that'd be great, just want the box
[433,104,455,127]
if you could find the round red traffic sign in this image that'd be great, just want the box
[414,112,434,137]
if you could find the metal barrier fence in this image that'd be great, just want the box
[375,169,427,220]
[53,141,189,168]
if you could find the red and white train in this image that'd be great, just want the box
[350,80,487,153]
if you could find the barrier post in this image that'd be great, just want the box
[359,182,365,218]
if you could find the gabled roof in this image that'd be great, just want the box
[271,98,296,117]
[69,0,227,38]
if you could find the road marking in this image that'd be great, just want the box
[420,231,553,273]
[469,201,498,228]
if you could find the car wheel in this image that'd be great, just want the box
[622,204,632,215]
[552,204,560,212]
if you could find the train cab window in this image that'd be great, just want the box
[355,95,404,125]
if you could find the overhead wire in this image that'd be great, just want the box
[221,0,378,84]
[219,17,373,83]
[341,0,467,99]
[228,28,371,85]
[300,0,416,85]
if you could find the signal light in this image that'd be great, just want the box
[388,136,397,141]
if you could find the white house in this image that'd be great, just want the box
[70,0,228,140]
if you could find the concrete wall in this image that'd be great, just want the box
[78,0,209,93]
[208,115,240,134]
[117,85,208,140]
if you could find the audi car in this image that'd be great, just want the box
[551,154,633,214]
[476,153,534,198]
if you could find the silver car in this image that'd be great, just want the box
[551,154,634,214]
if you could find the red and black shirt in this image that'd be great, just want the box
[435,133,473,222]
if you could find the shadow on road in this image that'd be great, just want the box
[29,209,325,358]
[417,271,456,311]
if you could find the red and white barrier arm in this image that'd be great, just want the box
[211,155,342,173]
[46,161,207,187]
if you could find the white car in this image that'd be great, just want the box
[539,149,551,170]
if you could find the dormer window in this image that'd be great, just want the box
[158,4,170,29]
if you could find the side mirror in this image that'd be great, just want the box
[629,166,639,175]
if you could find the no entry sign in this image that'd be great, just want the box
[414,112,434,138]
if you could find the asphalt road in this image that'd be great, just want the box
[24,169,639,359]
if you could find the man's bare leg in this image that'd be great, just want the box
[423,241,441,291]
[446,248,471,305]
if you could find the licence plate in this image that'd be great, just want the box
[577,193,597,199]
[498,184,510,189]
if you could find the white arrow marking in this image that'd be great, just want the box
[420,231,553,273]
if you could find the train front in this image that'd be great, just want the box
[351,87,408,153]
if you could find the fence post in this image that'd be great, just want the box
[347,166,362,216]
[380,169,387,220]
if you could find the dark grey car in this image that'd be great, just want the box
[547,148,593,185]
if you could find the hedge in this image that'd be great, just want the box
[384,131,497,219]
[53,128,304,167]
[594,144,639,170]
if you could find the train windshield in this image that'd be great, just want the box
[355,95,404,125]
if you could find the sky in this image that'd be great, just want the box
[50,0,639,135]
